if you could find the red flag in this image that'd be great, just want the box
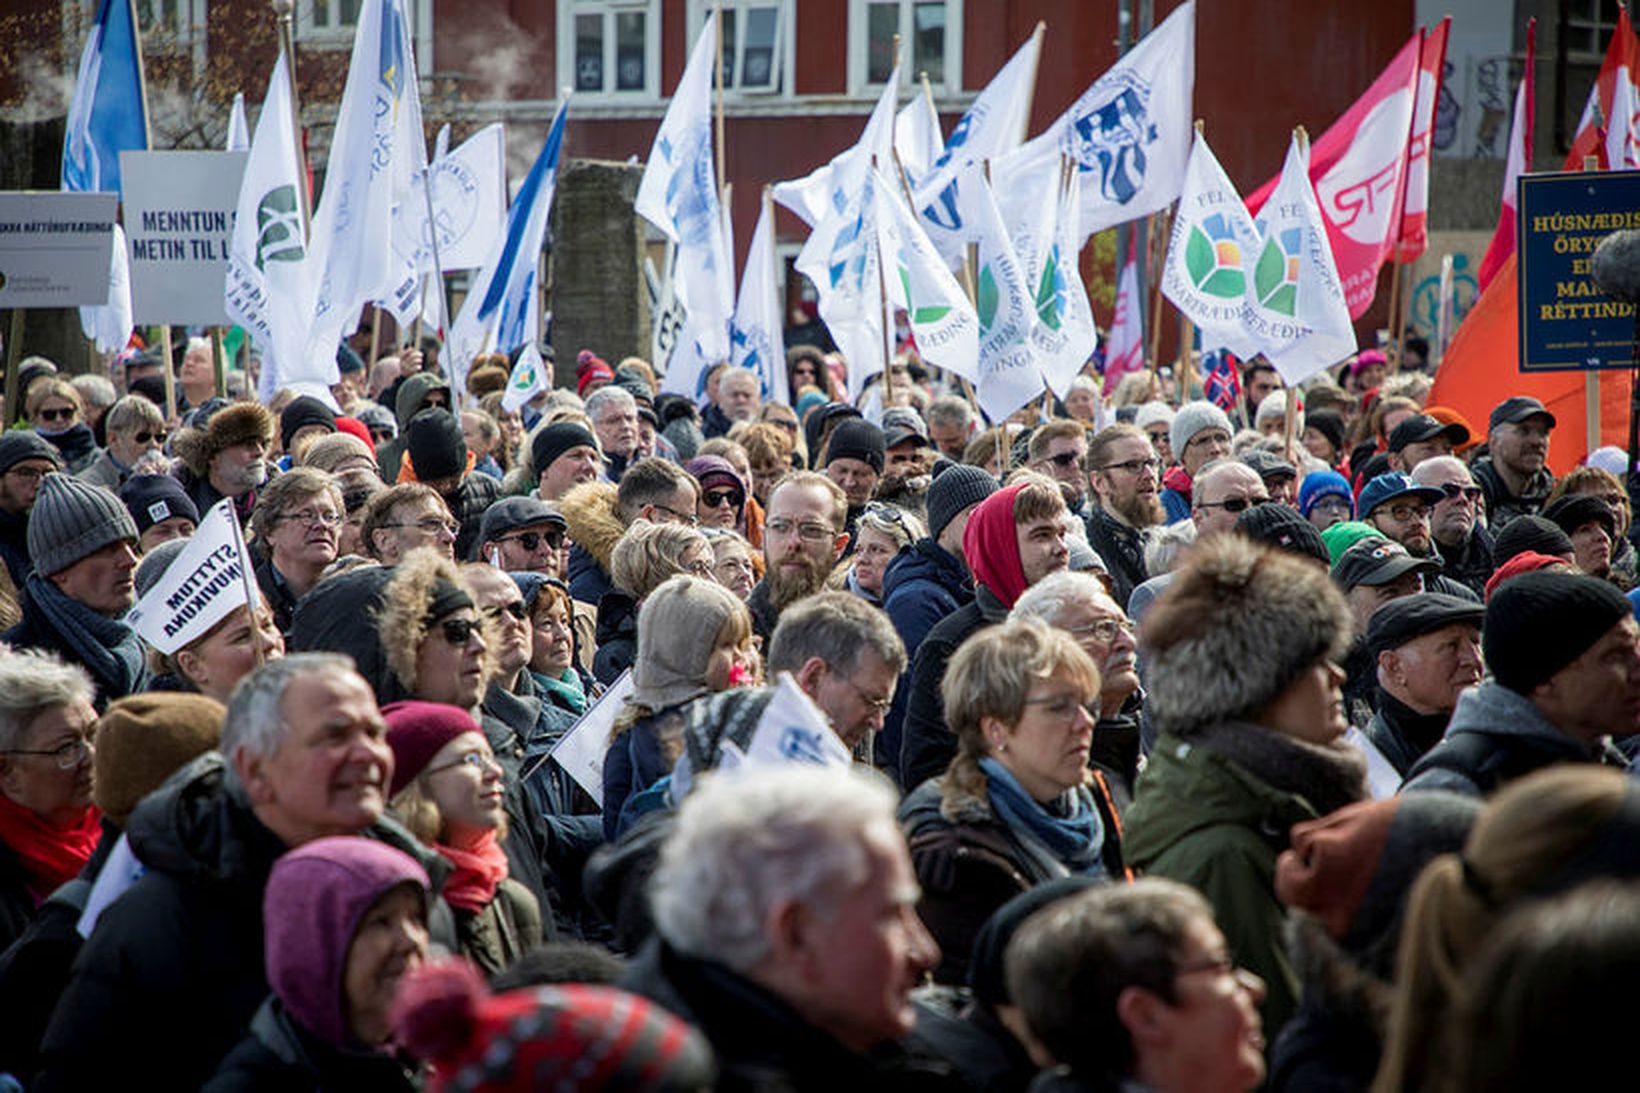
[1566,9,1640,170]
[1103,224,1145,396]
[1395,17,1449,264]
[1248,32,1422,319]
[1477,20,1534,292]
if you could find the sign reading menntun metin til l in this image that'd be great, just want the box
[119,150,247,325]
[1517,170,1640,372]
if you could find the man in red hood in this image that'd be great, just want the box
[898,477,1070,789]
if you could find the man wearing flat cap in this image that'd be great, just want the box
[1471,396,1556,530]
[475,496,568,578]
[1348,593,1484,795]
[1403,571,1640,796]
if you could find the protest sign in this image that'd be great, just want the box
[120,150,248,324]
[0,191,117,307]
[541,669,635,808]
[124,499,251,655]
[742,673,854,770]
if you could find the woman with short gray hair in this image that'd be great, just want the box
[80,395,168,489]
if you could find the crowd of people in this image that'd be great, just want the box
[0,335,1637,1092]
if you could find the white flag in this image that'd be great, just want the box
[1011,0,1194,242]
[224,52,318,401]
[741,674,854,770]
[446,102,569,406]
[1250,133,1355,385]
[80,222,133,352]
[303,0,427,379]
[541,670,634,807]
[956,165,1043,421]
[875,166,980,383]
[1162,130,1260,360]
[394,122,507,275]
[730,194,791,405]
[125,500,251,656]
[225,92,249,152]
[1031,166,1099,397]
[912,29,1041,263]
[794,152,887,398]
[896,94,943,184]
[773,66,899,228]
[635,12,734,366]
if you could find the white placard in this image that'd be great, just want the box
[124,499,251,655]
[118,150,248,324]
[542,669,635,808]
[0,191,118,307]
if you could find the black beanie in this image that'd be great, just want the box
[531,421,600,475]
[1491,514,1574,569]
[824,418,885,474]
[1236,502,1332,567]
[926,463,997,541]
[1484,570,1631,695]
[1305,410,1347,455]
[281,396,337,451]
[405,409,467,481]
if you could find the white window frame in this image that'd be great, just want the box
[683,0,794,100]
[294,0,432,62]
[297,0,361,43]
[556,0,663,101]
[847,0,963,99]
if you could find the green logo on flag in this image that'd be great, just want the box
[1035,249,1065,331]
[1253,227,1302,316]
[899,267,950,325]
[976,266,999,334]
[254,185,305,272]
[1184,215,1245,300]
[511,365,537,390]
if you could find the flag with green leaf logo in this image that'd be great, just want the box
[1162,130,1260,360]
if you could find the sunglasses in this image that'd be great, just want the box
[500,529,563,552]
[36,407,75,423]
[1198,496,1269,514]
[1047,451,1083,469]
[135,430,168,445]
[486,600,529,622]
[703,488,744,509]
[439,618,483,645]
[1436,482,1484,503]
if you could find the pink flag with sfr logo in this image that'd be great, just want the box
[1247,32,1422,319]
[1394,18,1449,264]
[1103,224,1145,395]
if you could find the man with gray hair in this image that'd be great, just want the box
[623,764,946,1088]
[767,591,906,753]
[704,365,761,438]
[1411,454,1495,598]
[77,394,168,489]
[69,374,116,441]
[36,654,441,1091]
[926,396,976,462]
[585,385,641,479]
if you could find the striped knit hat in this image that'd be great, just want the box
[27,472,138,576]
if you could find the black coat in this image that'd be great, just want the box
[252,553,301,636]
[0,507,30,589]
[899,586,1010,789]
[591,589,639,686]
[0,841,34,958]
[1083,507,1149,609]
[203,998,420,1093]
[880,541,973,776]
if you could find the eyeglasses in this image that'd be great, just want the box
[1099,457,1161,475]
[838,672,894,712]
[5,466,48,482]
[438,618,484,645]
[1381,503,1431,522]
[1435,482,1484,504]
[498,529,563,552]
[702,489,744,509]
[383,517,460,537]
[35,407,75,423]
[1067,617,1135,644]
[423,748,502,777]
[1197,496,1269,514]
[766,517,837,543]
[4,737,93,770]
[1023,693,1095,721]
[651,503,699,526]
[1313,496,1352,514]
[1046,450,1084,469]
[281,508,343,528]
[486,600,529,622]
[134,430,168,445]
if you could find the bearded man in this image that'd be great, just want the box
[1085,424,1165,607]
[745,472,852,644]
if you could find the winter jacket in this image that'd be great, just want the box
[1083,507,1149,608]
[75,447,129,491]
[0,870,94,1083]
[746,578,780,644]
[621,939,968,1092]
[1434,524,1496,600]
[1471,454,1555,531]
[33,754,449,1093]
[2,582,151,709]
[1400,679,1628,796]
[0,842,35,957]
[40,424,97,477]
[700,402,735,440]
[1360,691,1451,782]
[252,552,302,636]
[899,772,1126,985]
[1159,466,1193,524]
[1266,916,1389,1093]
[591,589,639,686]
[476,699,562,937]
[203,998,420,1093]
[373,372,449,482]
[602,705,687,843]
[879,540,973,773]
[899,585,1011,789]
[0,507,29,589]
[453,875,544,977]
[1123,726,1366,1045]
[904,996,1038,1093]
[561,482,624,606]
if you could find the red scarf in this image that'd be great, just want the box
[436,830,509,913]
[965,484,1030,607]
[0,792,100,905]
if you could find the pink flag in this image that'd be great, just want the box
[1477,19,1534,292]
[1395,18,1449,263]
[1103,224,1144,395]
[1248,32,1422,319]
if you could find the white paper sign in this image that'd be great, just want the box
[742,673,854,769]
[544,669,635,808]
[125,499,251,655]
[118,150,248,323]
[0,191,118,307]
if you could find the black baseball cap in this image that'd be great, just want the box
[1331,536,1441,592]
[1489,396,1557,431]
[1366,592,1484,657]
[1387,413,1470,453]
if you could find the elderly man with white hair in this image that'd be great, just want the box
[584,385,642,480]
[622,764,952,1089]
[704,366,762,438]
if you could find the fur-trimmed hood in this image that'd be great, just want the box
[559,481,625,572]
[375,548,496,697]
[171,402,274,477]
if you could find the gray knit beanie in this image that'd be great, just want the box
[134,536,191,599]
[631,574,746,711]
[1169,400,1234,462]
[926,463,997,541]
[28,473,139,577]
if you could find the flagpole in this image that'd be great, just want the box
[871,155,898,409]
[1284,125,1310,468]
[227,503,267,667]
[159,326,177,422]
[1020,22,1046,143]
[127,0,152,148]
[211,327,228,398]
[271,0,311,234]
[919,72,940,133]
[1147,205,1172,375]
[714,1,727,203]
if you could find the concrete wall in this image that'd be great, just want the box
[549,159,649,377]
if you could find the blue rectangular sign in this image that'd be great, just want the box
[1517,170,1640,372]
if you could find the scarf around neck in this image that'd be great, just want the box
[436,829,509,913]
[28,574,149,700]
[533,667,588,714]
[980,757,1105,876]
[0,792,101,904]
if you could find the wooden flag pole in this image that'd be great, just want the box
[211,327,228,398]
[4,310,23,427]
[1147,205,1172,375]
[159,325,178,423]
[271,0,311,234]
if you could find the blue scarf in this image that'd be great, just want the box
[980,757,1105,876]
[27,574,150,702]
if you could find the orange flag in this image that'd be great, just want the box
[1429,252,1632,475]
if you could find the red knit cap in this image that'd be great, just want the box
[577,350,614,395]
[1274,798,1398,941]
[1483,550,1573,601]
[384,701,481,796]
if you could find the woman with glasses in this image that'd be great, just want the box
[700,527,757,601]
[685,454,747,532]
[249,468,345,634]
[26,379,97,476]
[593,520,714,686]
[697,439,766,550]
[0,648,101,953]
[830,502,923,606]
[80,394,169,490]
[899,619,1127,985]
[384,701,541,976]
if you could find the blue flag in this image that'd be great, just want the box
[62,0,148,196]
